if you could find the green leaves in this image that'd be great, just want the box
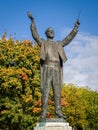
[0,36,40,129]
[62,84,98,129]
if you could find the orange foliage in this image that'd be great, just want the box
[61,98,67,106]
[32,108,41,113]
[25,95,32,103]
[46,112,54,118]
[34,99,42,106]
[22,74,28,80]
[20,72,28,81]
[23,40,31,45]
[48,99,54,105]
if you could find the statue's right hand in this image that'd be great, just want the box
[27,11,34,21]
[75,20,80,28]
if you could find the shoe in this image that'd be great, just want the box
[56,113,67,119]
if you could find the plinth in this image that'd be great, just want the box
[34,119,72,130]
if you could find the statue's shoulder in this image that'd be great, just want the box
[56,40,62,45]
[39,38,46,46]
[56,40,61,43]
[40,38,45,42]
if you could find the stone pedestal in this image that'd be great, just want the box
[34,119,72,130]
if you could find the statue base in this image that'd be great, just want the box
[34,118,72,130]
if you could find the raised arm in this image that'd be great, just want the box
[28,12,42,46]
[61,20,80,47]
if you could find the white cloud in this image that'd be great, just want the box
[62,30,98,91]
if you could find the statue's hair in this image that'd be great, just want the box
[45,27,54,36]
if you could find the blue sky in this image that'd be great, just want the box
[0,0,98,91]
[0,0,98,40]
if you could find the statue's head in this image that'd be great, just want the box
[45,27,54,39]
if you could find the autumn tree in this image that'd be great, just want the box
[62,83,98,130]
[0,35,40,130]
[82,88,98,129]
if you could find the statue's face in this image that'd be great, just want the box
[45,28,54,39]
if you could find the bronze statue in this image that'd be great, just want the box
[28,12,80,122]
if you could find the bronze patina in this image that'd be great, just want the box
[28,12,80,122]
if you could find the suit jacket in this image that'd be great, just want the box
[40,41,67,64]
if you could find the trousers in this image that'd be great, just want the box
[41,62,63,119]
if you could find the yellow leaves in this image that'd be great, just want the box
[1,68,18,79]
[25,95,32,103]
[19,67,32,75]
[33,56,40,62]
[1,110,7,114]
[2,82,9,89]
[23,40,32,45]
[32,65,37,70]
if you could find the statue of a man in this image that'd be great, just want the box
[28,12,80,122]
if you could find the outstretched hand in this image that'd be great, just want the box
[27,11,34,21]
[75,20,80,28]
